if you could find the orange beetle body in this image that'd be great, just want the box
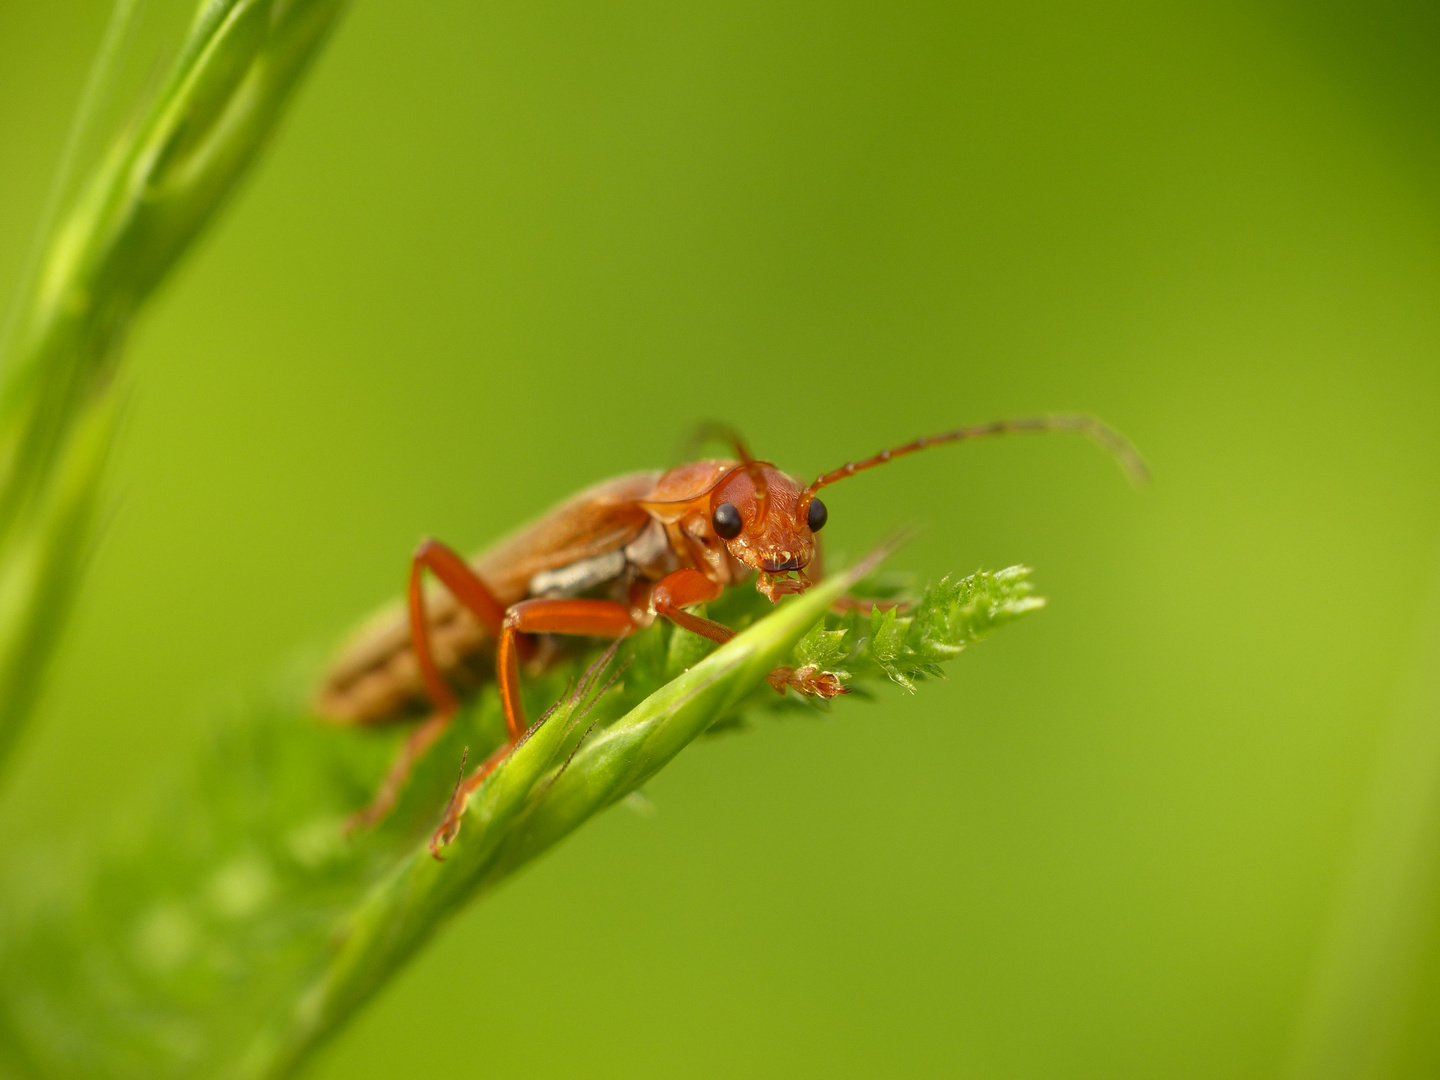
[315,415,1145,854]
[316,456,823,728]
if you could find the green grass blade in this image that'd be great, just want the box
[0,0,351,775]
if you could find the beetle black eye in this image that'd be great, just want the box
[712,502,743,540]
[806,497,828,533]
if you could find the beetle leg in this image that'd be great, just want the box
[431,597,637,857]
[347,538,509,832]
[345,713,450,832]
[407,538,508,716]
[651,569,848,701]
[764,664,848,698]
[429,569,847,855]
[652,568,730,642]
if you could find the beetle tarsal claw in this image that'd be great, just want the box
[429,791,470,858]
[766,664,849,698]
[429,817,456,859]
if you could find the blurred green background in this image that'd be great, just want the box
[2,0,1439,1076]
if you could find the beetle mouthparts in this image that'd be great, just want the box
[761,556,803,573]
[756,568,810,602]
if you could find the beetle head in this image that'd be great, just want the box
[708,464,825,602]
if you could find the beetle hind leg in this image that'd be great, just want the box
[345,712,452,833]
[349,538,509,832]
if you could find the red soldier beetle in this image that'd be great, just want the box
[315,414,1146,855]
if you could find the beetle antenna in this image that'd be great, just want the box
[798,414,1149,515]
[685,420,769,523]
[677,421,745,461]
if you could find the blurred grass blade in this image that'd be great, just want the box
[0,0,140,363]
[0,396,114,769]
[0,0,350,773]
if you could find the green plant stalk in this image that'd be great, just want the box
[250,558,870,1078]
[0,0,350,771]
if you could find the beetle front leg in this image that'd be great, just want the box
[651,569,848,700]
[651,568,731,642]
[764,664,847,697]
